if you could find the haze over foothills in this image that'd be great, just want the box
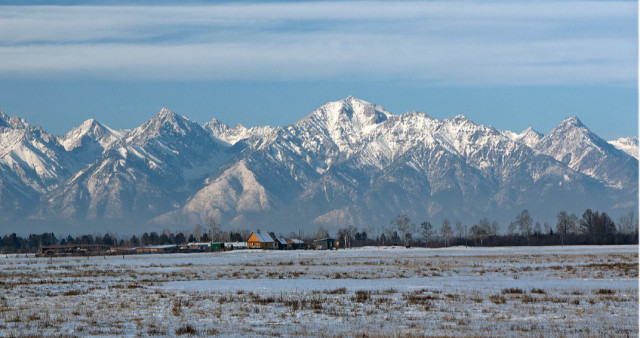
[0,0,637,234]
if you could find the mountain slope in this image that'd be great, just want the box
[0,99,636,233]
[535,117,638,191]
[173,98,631,232]
[42,109,235,228]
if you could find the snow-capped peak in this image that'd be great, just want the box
[557,116,584,129]
[60,118,125,152]
[292,97,394,152]
[536,116,633,189]
[0,110,29,130]
[609,136,639,159]
[204,118,251,145]
[503,126,543,148]
[298,96,392,127]
[126,108,199,143]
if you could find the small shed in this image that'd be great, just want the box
[247,232,277,249]
[287,239,306,250]
[314,238,336,250]
[211,242,225,251]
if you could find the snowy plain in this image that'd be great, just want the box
[0,245,637,336]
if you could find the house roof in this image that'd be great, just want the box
[287,239,304,244]
[250,232,274,243]
[275,236,288,245]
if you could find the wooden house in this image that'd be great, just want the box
[247,232,277,249]
[287,239,306,250]
[314,238,336,250]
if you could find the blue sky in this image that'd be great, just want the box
[0,0,636,139]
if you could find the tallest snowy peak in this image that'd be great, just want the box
[297,96,392,128]
[154,107,178,120]
[557,116,584,129]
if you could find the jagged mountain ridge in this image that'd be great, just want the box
[41,109,234,224]
[0,98,637,233]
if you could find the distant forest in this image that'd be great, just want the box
[1,208,637,254]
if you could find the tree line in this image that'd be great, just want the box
[333,209,638,248]
[0,208,637,253]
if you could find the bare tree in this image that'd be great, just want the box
[194,224,203,242]
[441,219,453,247]
[470,223,488,246]
[315,226,329,240]
[516,209,532,245]
[507,221,517,236]
[208,217,221,242]
[531,221,540,242]
[618,212,638,235]
[337,226,356,249]
[392,214,415,247]
[556,211,576,246]
[454,220,468,246]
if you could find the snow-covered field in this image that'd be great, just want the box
[1,245,637,336]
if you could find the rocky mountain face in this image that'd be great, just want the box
[0,98,637,234]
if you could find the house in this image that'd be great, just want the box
[247,232,277,249]
[287,239,306,250]
[274,236,288,250]
[314,238,336,250]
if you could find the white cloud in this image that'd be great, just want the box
[0,1,636,85]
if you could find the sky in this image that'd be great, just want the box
[0,0,637,140]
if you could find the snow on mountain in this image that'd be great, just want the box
[41,108,235,227]
[58,119,128,172]
[503,127,543,148]
[0,114,69,194]
[295,96,392,154]
[291,111,606,229]
[174,98,629,232]
[203,118,277,146]
[60,119,126,152]
[1,99,637,233]
[0,111,75,224]
[609,137,639,160]
[535,116,638,191]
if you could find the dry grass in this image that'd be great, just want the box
[0,247,636,336]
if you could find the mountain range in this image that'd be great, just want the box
[0,97,637,234]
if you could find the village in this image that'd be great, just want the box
[37,231,337,257]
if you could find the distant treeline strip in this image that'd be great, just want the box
[0,208,638,254]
